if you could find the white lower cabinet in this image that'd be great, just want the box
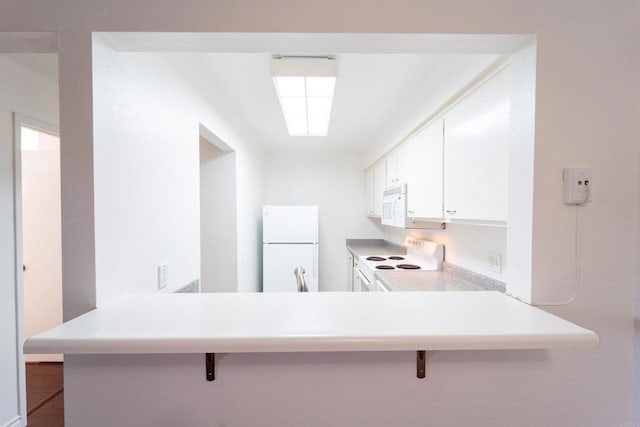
[443,66,510,222]
[407,119,444,219]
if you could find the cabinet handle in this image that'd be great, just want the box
[407,210,414,215]
[446,210,456,215]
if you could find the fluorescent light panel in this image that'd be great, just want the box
[272,58,338,137]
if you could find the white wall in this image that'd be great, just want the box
[2,0,639,426]
[199,137,237,292]
[93,39,201,301]
[92,39,264,303]
[0,52,59,427]
[264,151,384,291]
[506,39,536,301]
[234,141,264,293]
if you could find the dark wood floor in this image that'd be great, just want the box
[26,362,64,427]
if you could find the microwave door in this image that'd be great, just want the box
[394,194,406,227]
[381,198,393,226]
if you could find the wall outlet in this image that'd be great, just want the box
[157,264,168,290]
[488,252,502,273]
[563,168,592,204]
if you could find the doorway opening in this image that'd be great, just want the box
[199,124,239,292]
[15,114,64,426]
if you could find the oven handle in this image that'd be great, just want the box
[356,269,373,292]
[377,280,391,292]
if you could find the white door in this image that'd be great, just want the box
[263,206,318,243]
[263,243,318,292]
[21,126,63,362]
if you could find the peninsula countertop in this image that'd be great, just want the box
[24,292,598,355]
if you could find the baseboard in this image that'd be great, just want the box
[1,415,22,427]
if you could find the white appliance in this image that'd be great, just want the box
[381,184,408,227]
[355,238,443,292]
[263,205,319,292]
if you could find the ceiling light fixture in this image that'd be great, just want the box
[271,56,338,137]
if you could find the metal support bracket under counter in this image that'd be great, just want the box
[24,293,599,381]
[203,350,430,381]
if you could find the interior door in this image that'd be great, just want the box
[21,126,63,361]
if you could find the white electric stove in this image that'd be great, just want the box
[355,238,444,292]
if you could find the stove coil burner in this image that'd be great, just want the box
[366,256,386,261]
[388,256,405,260]
[375,265,395,270]
[396,264,421,270]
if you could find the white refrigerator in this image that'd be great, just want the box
[263,205,319,292]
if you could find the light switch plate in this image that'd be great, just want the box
[488,252,502,273]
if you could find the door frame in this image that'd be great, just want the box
[13,112,60,424]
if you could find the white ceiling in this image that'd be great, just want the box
[7,33,532,154]
[183,52,500,152]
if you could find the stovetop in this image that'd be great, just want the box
[358,252,440,282]
[357,238,443,284]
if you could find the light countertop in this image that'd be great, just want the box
[346,239,406,257]
[24,292,598,355]
[376,270,476,292]
[347,239,505,292]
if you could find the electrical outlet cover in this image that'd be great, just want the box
[488,252,502,273]
[157,264,168,289]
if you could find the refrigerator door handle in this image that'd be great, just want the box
[313,244,318,278]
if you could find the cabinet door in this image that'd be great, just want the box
[407,119,444,218]
[385,145,408,187]
[364,168,375,216]
[395,143,409,184]
[444,67,510,222]
[385,153,397,187]
[373,161,385,216]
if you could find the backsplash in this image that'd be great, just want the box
[381,222,507,281]
[443,262,506,292]
[175,279,200,293]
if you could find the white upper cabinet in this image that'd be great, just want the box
[443,66,510,222]
[385,144,408,187]
[407,119,444,219]
[364,167,375,217]
[395,143,409,185]
[364,161,386,218]
[364,64,511,225]
[373,161,385,216]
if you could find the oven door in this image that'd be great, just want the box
[355,269,375,292]
[376,280,391,292]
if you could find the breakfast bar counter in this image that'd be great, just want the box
[24,292,598,355]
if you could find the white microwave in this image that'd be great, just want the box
[381,184,408,227]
